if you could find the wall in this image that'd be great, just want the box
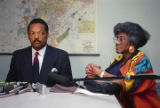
[0,0,160,81]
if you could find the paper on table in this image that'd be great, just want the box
[74,87,109,96]
[50,84,109,96]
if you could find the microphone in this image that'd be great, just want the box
[15,83,33,95]
[48,72,78,87]
[0,82,18,94]
[73,74,160,82]
[0,82,29,98]
[8,82,29,94]
[125,74,160,80]
[8,85,23,94]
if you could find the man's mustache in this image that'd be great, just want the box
[33,39,41,43]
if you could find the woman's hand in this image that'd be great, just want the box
[85,64,95,78]
[85,64,102,78]
[91,65,102,77]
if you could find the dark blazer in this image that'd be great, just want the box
[6,45,73,85]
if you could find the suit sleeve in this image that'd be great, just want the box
[59,52,73,80]
[5,52,18,82]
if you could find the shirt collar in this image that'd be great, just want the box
[32,45,47,57]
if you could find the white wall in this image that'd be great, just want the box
[70,0,160,78]
[0,0,160,81]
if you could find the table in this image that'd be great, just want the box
[0,91,120,108]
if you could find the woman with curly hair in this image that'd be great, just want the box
[85,22,160,108]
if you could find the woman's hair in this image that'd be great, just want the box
[114,22,150,49]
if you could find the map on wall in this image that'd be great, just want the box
[0,0,98,55]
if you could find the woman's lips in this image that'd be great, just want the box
[116,46,120,51]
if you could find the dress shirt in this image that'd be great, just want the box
[32,46,47,73]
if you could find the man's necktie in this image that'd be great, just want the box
[33,52,40,82]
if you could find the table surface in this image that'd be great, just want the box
[0,90,120,108]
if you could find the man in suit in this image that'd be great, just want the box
[6,18,73,86]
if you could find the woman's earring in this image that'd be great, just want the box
[129,46,135,54]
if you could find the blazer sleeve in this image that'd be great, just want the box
[59,52,73,80]
[5,52,18,82]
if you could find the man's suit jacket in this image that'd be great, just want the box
[6,45,73,85]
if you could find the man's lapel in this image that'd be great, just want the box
[23,47,34,81]
[40,46,58,81]
[39,46,52,79]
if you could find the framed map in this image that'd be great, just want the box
[0,0,98,56]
